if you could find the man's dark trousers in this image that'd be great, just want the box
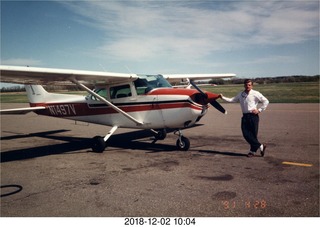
[241,113,261,152]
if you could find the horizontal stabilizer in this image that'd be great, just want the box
[0,106,46,115]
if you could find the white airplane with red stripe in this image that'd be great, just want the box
[0,65,235,152]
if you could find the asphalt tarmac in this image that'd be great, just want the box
[0,103,319,217]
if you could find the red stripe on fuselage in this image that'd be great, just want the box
[30,100,205,117]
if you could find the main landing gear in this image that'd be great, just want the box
[91,127,191,153]
[91,126,118,153]
[91,136,106,153]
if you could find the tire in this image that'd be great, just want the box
[91,136,106,153]
[154,129,167,140]
[176,136,190,151]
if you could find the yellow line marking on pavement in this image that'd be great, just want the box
[282,161,313,167]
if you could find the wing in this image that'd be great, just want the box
[0,65,139,86]
[0,65,235,85]
[163,73,236,83]
[0,106,46,115]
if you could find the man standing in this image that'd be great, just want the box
[220,79,269,157]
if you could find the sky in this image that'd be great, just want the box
[1,0,319,78]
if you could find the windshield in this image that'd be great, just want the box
[134,74,172,95]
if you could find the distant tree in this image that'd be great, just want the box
[1,86,25,92]
[209,79,225,85]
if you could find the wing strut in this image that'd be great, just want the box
[71,79,143,126]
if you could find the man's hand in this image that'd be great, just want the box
[251,109,260,114]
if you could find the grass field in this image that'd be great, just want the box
[0,91,86,103]
[204,82,319,103]
[0,82,319,103]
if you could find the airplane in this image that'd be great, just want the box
[0,65,235,153]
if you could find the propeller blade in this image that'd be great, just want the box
[210,100,227,114]
[189,80,207,98]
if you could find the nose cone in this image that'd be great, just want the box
[191,91,220,106]
[205,92,220,102]
[205,92,227,114]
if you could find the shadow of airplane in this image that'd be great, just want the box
[1,127,246,162]
[1,129,70,141]
[0,129,177,163]
[1,130,91,162]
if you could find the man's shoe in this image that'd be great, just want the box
[247,152,255,158]
[260,144,267,157]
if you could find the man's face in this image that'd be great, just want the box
[244,82,253,92]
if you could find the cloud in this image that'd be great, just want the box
[247,2,319,44]
[1,58,42,66]
[62,1,319,63]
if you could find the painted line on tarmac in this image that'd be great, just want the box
[282,161,313,167]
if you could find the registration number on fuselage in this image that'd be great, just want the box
[47,104,76,116]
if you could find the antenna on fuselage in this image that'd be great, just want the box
[124,65,136,78]
[125,65,134,74]
[99,64,108,72]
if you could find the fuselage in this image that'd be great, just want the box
[28,74,216,129]
[31,88,208,129]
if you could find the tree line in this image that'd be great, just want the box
[209,75,319,85]
[0,85,82,92]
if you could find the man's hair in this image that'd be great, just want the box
[244,79,253,85]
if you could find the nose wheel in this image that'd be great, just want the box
[175,130,190,151]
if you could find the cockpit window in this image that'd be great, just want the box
[110,84,132,99]
[134,74,172,95]
[88,88,108,101]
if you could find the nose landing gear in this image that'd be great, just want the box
[175,130,190,151]
[152,129,190,151]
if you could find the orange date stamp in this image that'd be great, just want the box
[222,199,267,209]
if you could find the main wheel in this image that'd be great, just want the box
[91,136,106,153]
[176,136,190,151]
[154,129,167,140]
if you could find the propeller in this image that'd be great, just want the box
[189,80,227,114]
[210,100,227,114]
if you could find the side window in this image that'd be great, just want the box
[96,88,108,99]
[90,88,108,101]
[110,84,132,99]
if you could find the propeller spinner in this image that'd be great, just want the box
[189,80,227,114]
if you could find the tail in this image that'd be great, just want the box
[25,85,49,104]
[1,85,81,115]
[0,85,48,114]
[25,85,81,104]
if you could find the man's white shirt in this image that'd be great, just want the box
[221,89,269,114]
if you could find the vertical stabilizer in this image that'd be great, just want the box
[25,85,84,105]
[25,85,49,104]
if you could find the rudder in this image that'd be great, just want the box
[25,85,49,104]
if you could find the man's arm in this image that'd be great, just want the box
[257,93,269,113]
[220,94,239,103]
